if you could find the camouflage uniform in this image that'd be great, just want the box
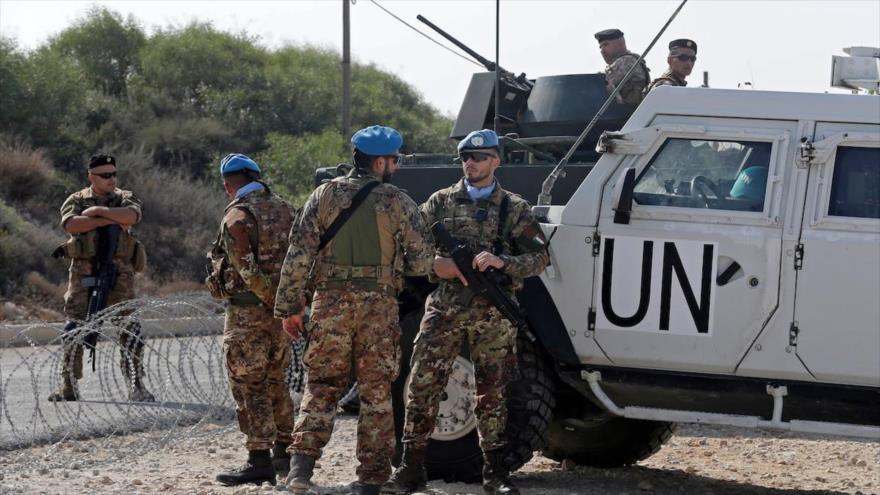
[275,168,433,486]
[210,184,297,451]
[605,51,650,105]
[56,187,147,391]
[401,178,549,454]
[645,69,688,94]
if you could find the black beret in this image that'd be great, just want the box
[669,38,697,54]
[88,154,116,169]
[594,29,624,42]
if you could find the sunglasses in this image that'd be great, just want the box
[460,151,497,163]
[383,154,401,164]
[673,54,697,62]
[90,171,117,179]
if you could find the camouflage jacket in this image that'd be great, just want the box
[274,169,434,318]
[212,184,296,307]
[605,51,650,105]
[420,178,549,292]
[645,69,688,94]
[59,186,143,273]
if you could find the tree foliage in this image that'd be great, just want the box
[0,6,456,296]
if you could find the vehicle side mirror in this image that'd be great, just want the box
[613,167,636,225]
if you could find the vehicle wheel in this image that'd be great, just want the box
[392,308,555,482]
[543,414,676,467]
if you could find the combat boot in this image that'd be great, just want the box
[286,454,316,494]
[382,445,426,494]
[47,376,79,402]
[216,449,276,486]
[350,480,380,495]
[272,441,291,476]
[128,384,155,402]
[482,450,519,495]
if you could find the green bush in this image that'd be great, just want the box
[0,199,67,296]
[255,130,348,206]
[116,150,228,281]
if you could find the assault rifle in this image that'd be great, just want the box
[82,224,121,370]
[430,222,534,342]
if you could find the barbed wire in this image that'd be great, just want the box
[0,292,307,459]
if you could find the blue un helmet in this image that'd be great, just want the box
[219,153,261,177]
[729,166,768,201]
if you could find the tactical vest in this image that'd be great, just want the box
[206,185,294,301]
[315,176,401,293]
[56,189,144,272]
[436,187,511,257]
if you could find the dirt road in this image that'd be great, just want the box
[0,417,876,494]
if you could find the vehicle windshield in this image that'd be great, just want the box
[633,138,773,212]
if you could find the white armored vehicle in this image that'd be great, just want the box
[389,71,880,481]
[532,84,880,464]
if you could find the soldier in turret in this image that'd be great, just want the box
[208,154,298,486]
[276,126,434,495]
[595,28,650,105]
[645,39,698,94]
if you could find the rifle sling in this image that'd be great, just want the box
[318,181,381,251]
[493,193,510,255]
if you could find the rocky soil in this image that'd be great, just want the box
[0,417,877,495]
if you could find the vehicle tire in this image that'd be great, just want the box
[543,414,676,467]
[392,308,555,482]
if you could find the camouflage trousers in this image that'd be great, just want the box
[290,289,400,486]
[223,303,296,451]
[402,287,517,453]
[61,270,145,384]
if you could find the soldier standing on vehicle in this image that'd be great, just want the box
[276,125,433,495]
[385,130,549,495]
[596,28,650,105]
[48,154,154,403]
[645,39,698,93]
[208,154,298,486]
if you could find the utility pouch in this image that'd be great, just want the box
[132,240,147,273]
[205,226,228,299]
[205,254,227,300]
[115,233,136,261]
[53,235,97,260]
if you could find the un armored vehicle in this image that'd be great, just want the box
[320,38,880,480]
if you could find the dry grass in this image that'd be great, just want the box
[138,274,208,296]
[0,137,55,201]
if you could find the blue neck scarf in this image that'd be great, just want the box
[235,181,265,199]
[465,179,496,201]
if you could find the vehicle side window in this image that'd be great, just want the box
[633,138,773,212]
[827,146,880,219]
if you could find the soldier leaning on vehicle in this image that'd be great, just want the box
[207,154,298,486]
[385,129,549,495]
[275,125,434,495]
[48,154,154,403]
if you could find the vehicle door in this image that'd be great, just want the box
[591,117,799,373]
[793,123,880,386]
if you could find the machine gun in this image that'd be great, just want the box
[82,224,121,370]
[430,222,535,342]
[417,15,533,131]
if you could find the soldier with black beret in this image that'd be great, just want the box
[48,154,154,403]
[645,38,698,94]
[594,28,650,105]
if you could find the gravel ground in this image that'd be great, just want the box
[0,417,877,495]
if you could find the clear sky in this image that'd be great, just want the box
[2,0,879,116]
